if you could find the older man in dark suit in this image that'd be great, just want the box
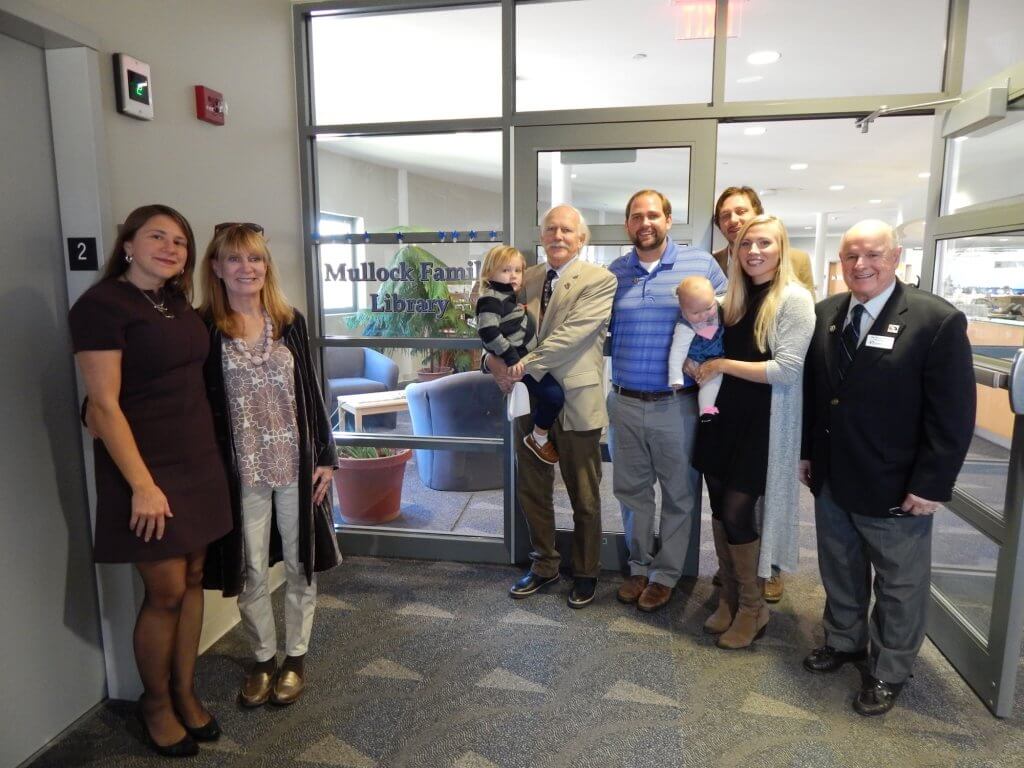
[800,219,975,717]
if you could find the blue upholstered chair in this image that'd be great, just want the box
[324,347,400,429]
[405,371,505,491]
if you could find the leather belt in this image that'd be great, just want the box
[613,384,697,401]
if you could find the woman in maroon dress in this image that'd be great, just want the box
[69,205,232,758]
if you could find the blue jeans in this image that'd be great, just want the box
[523,373,564,430]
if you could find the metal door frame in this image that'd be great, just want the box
[920,59,1024,717]
[511,119,718,571]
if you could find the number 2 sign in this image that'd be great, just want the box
[68,238,98,271]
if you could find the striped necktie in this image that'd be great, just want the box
[838,303,865,380]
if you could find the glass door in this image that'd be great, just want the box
[511,119,717,571]
[920,62,1024,717]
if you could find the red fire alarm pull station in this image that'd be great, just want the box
[194,85,225,125]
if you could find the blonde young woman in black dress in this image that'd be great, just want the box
[69,205,232,757]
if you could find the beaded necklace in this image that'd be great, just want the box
[233,311,274,366]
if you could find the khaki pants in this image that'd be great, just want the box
[515,416,603,579]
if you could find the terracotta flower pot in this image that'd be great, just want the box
[334,449,411,524]
[416,366,453,382]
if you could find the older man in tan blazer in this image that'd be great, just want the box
[487,204,616,608]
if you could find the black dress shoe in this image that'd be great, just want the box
[567,577,597,609]
[510,571,559,598]
[802,645,867,673]
[181,713,220,742]
[135,709,199,758]
[853,676,904,717]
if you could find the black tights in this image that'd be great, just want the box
[705,474,759,545]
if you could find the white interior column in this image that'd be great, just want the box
[813,211,827,300]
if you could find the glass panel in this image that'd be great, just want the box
[316,132,502,233]
[536,147,691,226]
[934,234,1024,518]
[310,6,501,125]
[320,244,484,340]
[714,117,934,285]
[725,0,945,101]
[332,444,503,537]
[941,113,1024,214]
[962,0,1024,92]
[516,0,713,112]
[931,506,1000,642]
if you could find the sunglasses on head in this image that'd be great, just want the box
[214,222,264,235]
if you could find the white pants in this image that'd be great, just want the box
[237,482,316,661]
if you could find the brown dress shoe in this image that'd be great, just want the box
[523,433,559,464]
[239,660,277,707]
[270,656,305,706]
[763,572,784,603]
[637,582,672,612]
[617,575,648,604]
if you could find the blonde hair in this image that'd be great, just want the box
[199,225,294,339]
[478,245,526,293]
[722,215,795,353]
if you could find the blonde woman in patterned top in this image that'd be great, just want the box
[199,223,341,708]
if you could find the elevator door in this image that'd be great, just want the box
[0,31,105,767]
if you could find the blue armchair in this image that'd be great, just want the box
[405,371,505,491]
[324,347,400,429]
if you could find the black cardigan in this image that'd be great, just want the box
[201,309,341,596]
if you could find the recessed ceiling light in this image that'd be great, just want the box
[804,226,814,230]
[869,198,882,204]
[790,163,808,170]
[999,238,1010,242]
[747,50,781,66]
[759,188,776,196]
[743,126,767,136]
[570,173,578,179]
[918,172,931,179]
[632,53,647,60]
[736,75,763,84]
[829,184,845,191]
[954,136,969,143]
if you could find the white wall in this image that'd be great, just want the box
[32,0,307,311]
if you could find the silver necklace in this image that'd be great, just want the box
[131,282,175,319]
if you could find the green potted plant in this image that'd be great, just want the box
[346,243,474,381]
[334,446,412,525]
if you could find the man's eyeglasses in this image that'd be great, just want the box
[214,222,264,235]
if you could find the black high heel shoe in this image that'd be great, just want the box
[135,707,199,758]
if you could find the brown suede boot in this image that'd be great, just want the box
[717,538,769,650]
[703,520,736,634]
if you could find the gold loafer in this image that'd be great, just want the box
[269,668,305,706]
[239,663,276,708]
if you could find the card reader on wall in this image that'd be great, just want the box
[113,53,154,120]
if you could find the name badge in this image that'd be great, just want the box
[865,334,895,350]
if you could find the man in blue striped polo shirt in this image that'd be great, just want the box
[609,190,727,612]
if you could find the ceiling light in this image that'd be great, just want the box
[804,226,814,230]
[869,199,882,204]
[736,75,763,84]
[747,50,781,66]
[999,238,1010,242]
[743,126,767,136]
[829,184,845,191]
[789,163,808,170]
[918,172,931,179]
[632,53,647,60]
[570,173,578,179]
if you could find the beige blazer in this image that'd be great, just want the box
[714,246,816,293]
[519,258,616,431]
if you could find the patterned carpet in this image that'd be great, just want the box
[27,544,1024,768]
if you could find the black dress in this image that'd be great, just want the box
[68,280,232,562]
[693,281,772,496]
